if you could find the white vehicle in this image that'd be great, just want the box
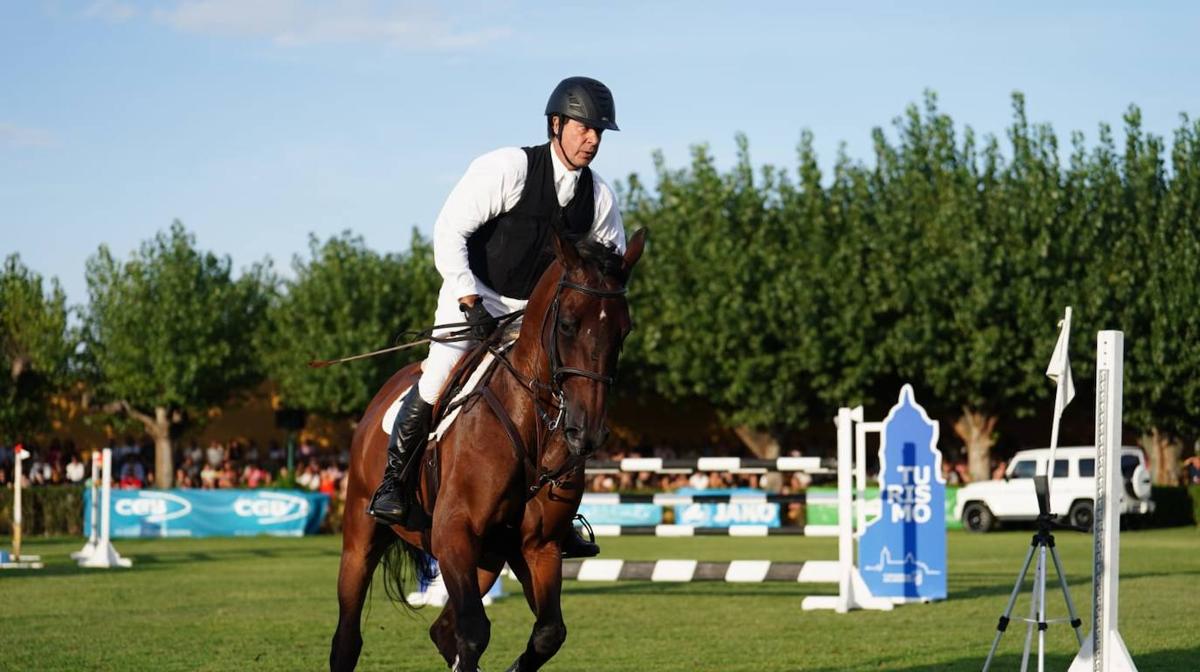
[955,446,1154,532]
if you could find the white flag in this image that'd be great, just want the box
[1046,307,1075,453]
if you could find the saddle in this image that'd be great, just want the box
[379,326,519,531]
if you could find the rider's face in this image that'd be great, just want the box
[553,117,603,168]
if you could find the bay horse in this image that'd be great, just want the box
[330,228,646,671]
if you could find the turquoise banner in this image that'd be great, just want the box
[576,502,662,526]
[84,489,330,538]
[673,488,781,527]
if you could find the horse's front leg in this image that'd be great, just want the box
[430,565,503,668]
[432,519,491,672]
[505,543,566,672]
[329,514,389,672]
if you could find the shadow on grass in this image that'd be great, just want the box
[804,643,1200,671]
[950,568,1200,601]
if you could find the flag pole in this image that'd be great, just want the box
[982,306,1085,672]
[1045,306,1075,508]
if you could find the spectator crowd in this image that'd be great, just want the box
[0,437,349,499]
[4,437,1199,497]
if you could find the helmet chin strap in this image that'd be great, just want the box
[553,116,583,171]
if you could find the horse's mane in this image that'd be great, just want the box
[572,237,627,284]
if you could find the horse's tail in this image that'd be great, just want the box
[378,533,439,612]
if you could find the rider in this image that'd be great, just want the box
[369,76,626,558]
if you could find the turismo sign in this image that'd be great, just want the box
[857,385,948,601]
[86,489,330,538]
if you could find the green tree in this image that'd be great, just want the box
[624,137,827,456]
[258,230,438,421]
[618,92,1200,470]
[806,141,892,415]
[0,255,75,443]
[1115,110,1200,483]
[867,93,1084,480]
[83,221,270,487]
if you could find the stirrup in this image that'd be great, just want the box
[574,514,595,543]
[561,514,600,558]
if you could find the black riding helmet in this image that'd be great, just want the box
[545,76,619,134]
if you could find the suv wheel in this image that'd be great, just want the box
[963,502,996,533]
[1068,500,1094,531]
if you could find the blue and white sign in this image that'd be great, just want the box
[575,502,663,527]
[85,489,330,538]
[673,488,781,528]
[857,385,947,600]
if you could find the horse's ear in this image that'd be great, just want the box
[622,228,647,272]
[553,228,582,271]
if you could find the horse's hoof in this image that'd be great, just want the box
[503,659,521,672]
[450,656,483,672]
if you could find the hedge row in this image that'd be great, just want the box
[0,485,86,537]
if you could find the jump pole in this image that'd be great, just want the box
[2,446,43,570]
[14,446,25,559]
[1069,331,1137,671]
[71,451,101,561]
[799,406,892,612]
[76,448,132,569]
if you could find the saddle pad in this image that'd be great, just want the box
[379,339,517,442]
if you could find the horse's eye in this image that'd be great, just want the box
[558,320,577,338]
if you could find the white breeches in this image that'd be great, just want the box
[417,282,528,404]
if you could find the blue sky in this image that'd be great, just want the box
[3,1,1198,308]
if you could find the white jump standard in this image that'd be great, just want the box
[73,448,132,569]
[799,406,894,612]
[1069,331,1138,672]
[1,446,44,570]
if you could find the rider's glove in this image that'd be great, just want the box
[460,301,498,341]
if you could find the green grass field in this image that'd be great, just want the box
[1,528,1197,671]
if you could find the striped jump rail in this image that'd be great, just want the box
[584,456,829,475]
[580,493,807,505]
[563,559,840,583]
[588,525,806,537]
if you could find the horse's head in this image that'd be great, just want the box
[522,228,646,458]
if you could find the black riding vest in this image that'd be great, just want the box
[466,143,594,299]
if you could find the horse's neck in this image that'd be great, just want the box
[485,302,554,448]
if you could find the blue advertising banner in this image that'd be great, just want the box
[84,489,330,538]
[575,503,662,526]
[673,488,781,528]
[857,385,948,600]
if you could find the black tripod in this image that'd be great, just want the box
[982,476,1085,672]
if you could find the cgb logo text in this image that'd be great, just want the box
[233,492,309,525]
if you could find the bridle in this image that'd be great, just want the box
[537,277,627,431]
[486,269,627,498]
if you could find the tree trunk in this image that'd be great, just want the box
[1143,427,1182,486]
[120,402,174,488]
[10,355,28,383]
[733,425,781,459]
[153,406,175,488]
[954,406,997,482]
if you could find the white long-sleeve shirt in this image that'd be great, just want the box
[432,145,626,299]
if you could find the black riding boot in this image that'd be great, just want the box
[368,386,433,526]
[561,522,600,559]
